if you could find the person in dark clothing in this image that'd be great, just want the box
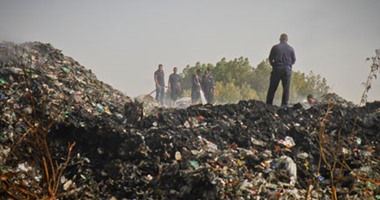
[191,69,202,105]
[301,94,319,109]
[201,67,215,104]
[266,33,296,106]
[154,64,165,105]
[168,67,181,107]
[123,100,144,126]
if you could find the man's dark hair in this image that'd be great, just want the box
[307,94,314,99]
[280,33,288,42]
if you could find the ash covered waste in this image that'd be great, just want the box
[0,42,379,199]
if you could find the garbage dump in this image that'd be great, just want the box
[0,42,379,199]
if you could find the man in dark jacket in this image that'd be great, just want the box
[168,67,181,107]
[266,33,296,106]
[202,67,215,104]
[154,64,165,105]
[191,69,202,105]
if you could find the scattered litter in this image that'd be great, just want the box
[0,42,379,199]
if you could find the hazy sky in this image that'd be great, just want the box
[1,0,379,103]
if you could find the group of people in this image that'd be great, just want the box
[154,64,215,106]
[154,33,316,108]
[154,64,180,106]
[191,67,215,105]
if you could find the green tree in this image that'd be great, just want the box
[305,71,330,95]
[251,60,271,101]
[291,71,330,102]
[240,83,259,100]
[215,82,242,103]
[213,57,253,87]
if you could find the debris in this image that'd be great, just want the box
[0,42,379,199]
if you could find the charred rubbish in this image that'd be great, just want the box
[0,42,379,199]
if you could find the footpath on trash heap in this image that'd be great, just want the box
[0,42,379,199]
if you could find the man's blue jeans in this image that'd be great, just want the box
[156,86,165,105]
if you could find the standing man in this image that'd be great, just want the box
[154,64,165,105]
[202,67,215,104]
[168,67,181,107]
[191,69,202,105]
[266,33,296,107]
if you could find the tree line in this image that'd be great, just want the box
[178,56,330,105]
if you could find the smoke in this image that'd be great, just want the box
[0,26,24,43]
[0,27,7,42]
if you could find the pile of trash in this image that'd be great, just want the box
[0,42,379,199]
